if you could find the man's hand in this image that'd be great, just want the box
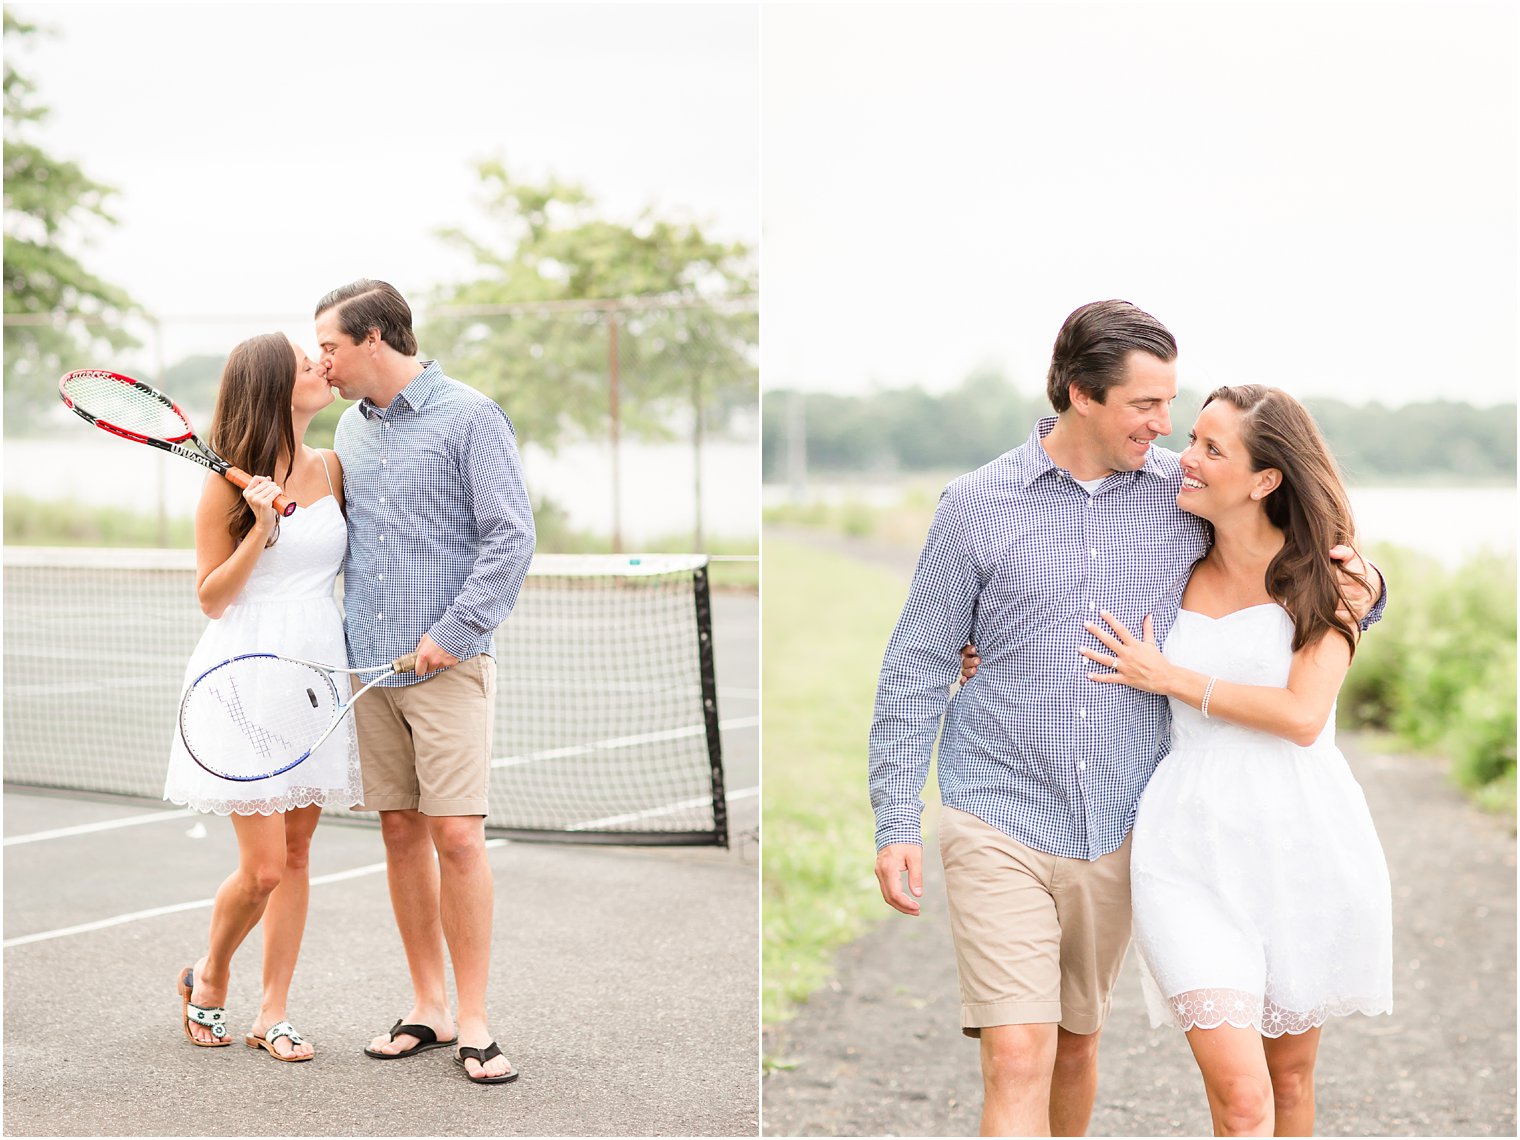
[413,633,460,676]
[874,843,925,916]
[1328,544,1383,622]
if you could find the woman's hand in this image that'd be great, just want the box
[1080,611,1175,695]
[958,643,980,684]
[241,475,284,535]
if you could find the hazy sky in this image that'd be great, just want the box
[764,2,1518,408]
[9,3,1516,410]
[8,2,759,366]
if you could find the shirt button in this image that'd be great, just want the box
[377,613,384,620]
[378,536,385,543]
[1077,761,1087,771]
[1089,548,1098,557]
[377,574,384,581]
[381,459,388,466]
[1079,708,1087,719]
[379,497,386,504]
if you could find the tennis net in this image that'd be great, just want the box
[3,546,727,846]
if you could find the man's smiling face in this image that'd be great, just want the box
[1080,350,1177,473]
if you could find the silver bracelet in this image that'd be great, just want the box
[1201,676,1218,719]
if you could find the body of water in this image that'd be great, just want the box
[5,435,760,546]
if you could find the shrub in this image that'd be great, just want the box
[1341,544,1517,815]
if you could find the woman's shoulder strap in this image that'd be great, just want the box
[318,449,337,497]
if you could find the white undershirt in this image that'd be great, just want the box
[1072,475,1107,496]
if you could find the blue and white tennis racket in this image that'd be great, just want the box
[178,652,417,781]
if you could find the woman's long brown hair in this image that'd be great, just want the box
[1204,384,1368,657]
[208,333,296,547]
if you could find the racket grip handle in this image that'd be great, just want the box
[393,653,419,674]
[224,466,298,516]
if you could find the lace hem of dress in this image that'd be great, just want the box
[1163,987,1393,1038]
[165,786,361,817]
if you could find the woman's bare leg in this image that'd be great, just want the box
[1185,1022,1275,1137]
[186,812,288,1043]
[247,805,321,1059]
[1263,1026,1321,1137]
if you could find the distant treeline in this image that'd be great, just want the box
[761,371,1517,483]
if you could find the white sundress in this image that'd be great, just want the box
[163,467,362,816]
[1129,603,1394,1037]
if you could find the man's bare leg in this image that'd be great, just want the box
[367,808,454,1053]
[430,814,512,1079]
[980,1023,1059,1137]
[1049,1027,1102,1136]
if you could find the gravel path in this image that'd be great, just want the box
[761,528,1517,1137]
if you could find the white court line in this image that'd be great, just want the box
[3,772,757,948]
[4,808,197,846]
[2,842,500,950]
[567,785,759,832]
[491,715,760,770]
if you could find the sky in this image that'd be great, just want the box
[7,2,760,367]
[763,2,1518,408]
[7,2,1516,411]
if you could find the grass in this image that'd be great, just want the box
[762,478,947,551]
[761,536,927,1026]
[4,494,196,547]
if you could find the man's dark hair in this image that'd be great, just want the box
[1045,299,1176,413]
[314,279,418,356]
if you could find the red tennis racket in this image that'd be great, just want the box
[58,369,296,516]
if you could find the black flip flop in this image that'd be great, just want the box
[363,1019,458,1059]
[455,1042,519,1085]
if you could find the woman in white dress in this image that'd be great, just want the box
[164,332,362,1061]
[1080,384,1393,1137]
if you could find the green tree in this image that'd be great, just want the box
[421,161,757,450]
[3,9,140,432]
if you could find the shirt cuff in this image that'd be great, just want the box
[1357,562,1389,632]
[874,803,925,850]
[427,614,479,660]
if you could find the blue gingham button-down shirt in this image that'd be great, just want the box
[869,418,1212,860]
[868,417,1386,860]
[335,361,535,686]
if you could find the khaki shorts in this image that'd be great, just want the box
[352,654,496,817]
[939,806,1133,1037]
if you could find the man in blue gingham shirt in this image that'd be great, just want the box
[336,361,534,675]
[870,417,1206,860]
[318,279,532,1085]
[868,300,1384,1135]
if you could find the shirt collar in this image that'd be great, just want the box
[1013,416,1167,489]
[358,360,444,420]
[1011,417,1062,488]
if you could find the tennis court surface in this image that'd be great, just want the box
[2,591,758,1137]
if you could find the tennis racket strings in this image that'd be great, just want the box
[60,369,188,440]
[179,656,343,781]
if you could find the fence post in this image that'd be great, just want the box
[786,388,808,503]
[153,318,169,547]
[693,369,705,552]
[607,310,622,553]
